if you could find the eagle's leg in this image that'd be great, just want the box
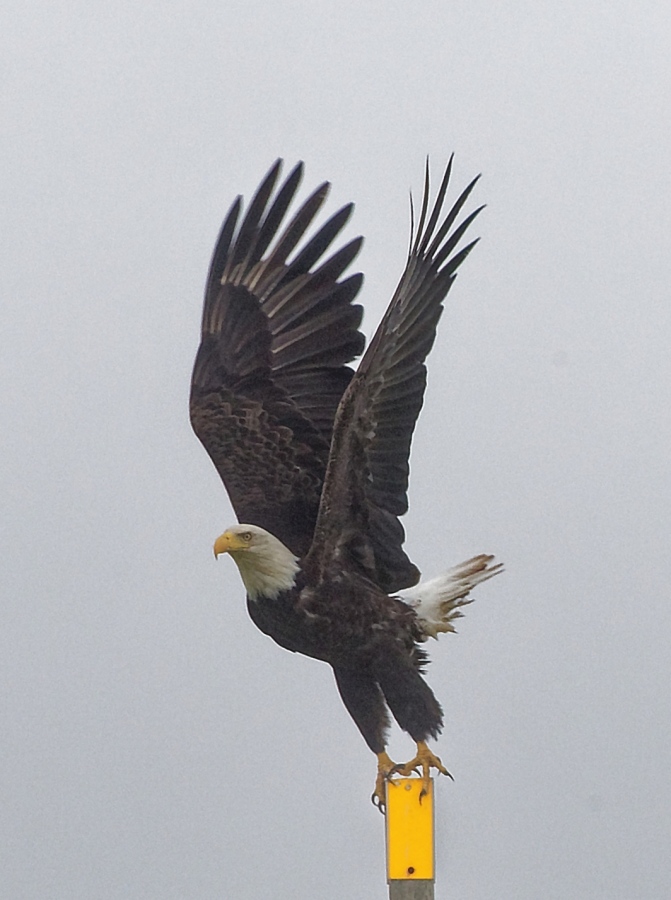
[332,667,396,812]
[392,741,452,800]
[372,750,397,812]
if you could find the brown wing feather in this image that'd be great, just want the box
[309,157,483,592]
[190,160,365,556]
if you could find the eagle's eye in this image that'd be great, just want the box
[240,531,253,542]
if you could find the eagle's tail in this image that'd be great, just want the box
[398,555,503,638]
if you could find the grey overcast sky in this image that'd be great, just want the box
[2,1,670,898]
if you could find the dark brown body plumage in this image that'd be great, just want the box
[247,563,442,754]
[190,159,482,758]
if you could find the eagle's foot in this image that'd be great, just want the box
[392,741,452,801]
[371,751,397,814]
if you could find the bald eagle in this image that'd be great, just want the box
[190,158,501,810]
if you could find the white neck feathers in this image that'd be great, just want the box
[231,529,300,601]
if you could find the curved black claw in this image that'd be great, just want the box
[371,790,386,814]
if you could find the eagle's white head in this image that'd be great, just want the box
[213,524,300,601]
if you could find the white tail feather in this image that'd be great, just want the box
[398,554,503,638]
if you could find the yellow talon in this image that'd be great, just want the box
[392,741,451,800]
[371,750,397,813]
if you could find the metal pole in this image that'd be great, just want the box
[386,778,435,900]
[389,882,434,900]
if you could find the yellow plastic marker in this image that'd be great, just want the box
[385,777,434,882]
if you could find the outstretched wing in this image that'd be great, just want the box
[309,157,483,592]
[190,160,365,556]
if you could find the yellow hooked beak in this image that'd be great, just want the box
[213,530,248,558]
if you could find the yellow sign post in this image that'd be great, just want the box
[386,777,435,900]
